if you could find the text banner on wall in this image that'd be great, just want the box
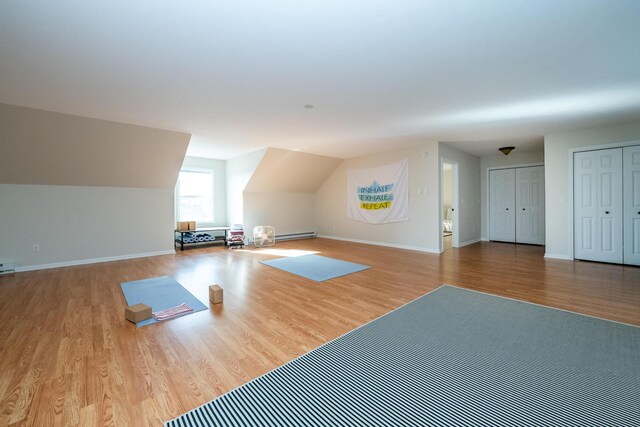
[347,159,410,224]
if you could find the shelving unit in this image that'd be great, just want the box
[174,227,230,251]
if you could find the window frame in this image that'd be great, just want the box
[175,167,215,225]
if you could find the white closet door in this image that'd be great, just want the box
[489,168,516,242]
[516,166,545,244]
[623,145,640,266]
[574,148,623,263]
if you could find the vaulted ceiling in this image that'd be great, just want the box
[1,1,639,159]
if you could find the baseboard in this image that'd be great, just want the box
[15,250,176,273]
[317,235,440,254]
[457,238,481,248]
[544,253,573,260]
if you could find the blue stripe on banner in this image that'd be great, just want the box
[165,285,640,426]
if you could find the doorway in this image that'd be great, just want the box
[441,160,459,251]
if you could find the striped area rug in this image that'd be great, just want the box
[166,285,640,426]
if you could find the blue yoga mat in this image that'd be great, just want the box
[120,276,208,327]
[260,254,370,281]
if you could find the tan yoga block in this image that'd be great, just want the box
[209,285,223,304]
[176,221,189,231]
[188,221,197,230]
[125,303,152,323]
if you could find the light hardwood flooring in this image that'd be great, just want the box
[0,239,639,426]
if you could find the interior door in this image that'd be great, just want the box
[574,148,623,263]
[489,168,515,242]
[516,166,545,244]
[623,145,640,266]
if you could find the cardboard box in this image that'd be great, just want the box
[209,284,223,304]
[176,221,189,231]
[125,303,152,323]
[188,221,197,231]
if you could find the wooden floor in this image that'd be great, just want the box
[0,239,639,426]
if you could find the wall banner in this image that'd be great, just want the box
[347,159,410,224]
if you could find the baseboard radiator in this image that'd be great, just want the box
[247,231,316,244]
[275,231,317,242]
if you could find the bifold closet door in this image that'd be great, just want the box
[515,166,545,244]
[624,145,640,266]
[574,148,623,264]
[489,168,516,242]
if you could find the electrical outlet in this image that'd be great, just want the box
[33,244,40,252]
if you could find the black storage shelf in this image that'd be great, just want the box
[174,227,230,251]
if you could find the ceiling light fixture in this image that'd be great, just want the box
[304,104,314,109]
[499,146,515,156]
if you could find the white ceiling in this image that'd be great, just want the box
[1,1,639,160]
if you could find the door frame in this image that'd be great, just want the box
[568,139,640,260]
[440,158,459,251]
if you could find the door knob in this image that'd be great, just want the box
[522,208,526,211]
[506,208,509,211]
[605,211,610,214]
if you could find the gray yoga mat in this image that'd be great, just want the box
[120,276,207,327]
[260,254,370,282]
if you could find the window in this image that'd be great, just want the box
[176,169,214,223]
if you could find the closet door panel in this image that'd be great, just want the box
[624,145,640,265]
[574,149,623,263]
[489,169,515,242]
[516,166,545,244]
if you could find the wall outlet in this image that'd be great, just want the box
[33,244,40,252]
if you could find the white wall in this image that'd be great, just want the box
[180,156,227,226]
[0,184,175,270]
[316,142,441,252]
[544,120,640,259]
[442,168,452,215]
[480,149,545,240]
[439,143,482,247]
[243,192,316,237]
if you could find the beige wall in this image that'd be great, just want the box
[245,148,342,192]
[243,192,316,237]
[480,149,545,240]
[0,104,190,270]
[0,103,190,188]
[316,142,441,252]
[230,148,341,235]
[544,120,640,259]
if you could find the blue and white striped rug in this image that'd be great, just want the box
[165,285,640,426]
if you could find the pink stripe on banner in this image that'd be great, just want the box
[153,303,193,321]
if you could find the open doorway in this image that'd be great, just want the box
[441,160,459,251]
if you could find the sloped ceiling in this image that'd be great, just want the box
[0,103,190,188]
[245,148,342,192]
[1,1,639,159]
